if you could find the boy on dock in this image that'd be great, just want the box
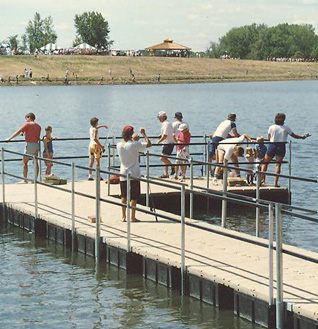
[6,112,41,183]
[174,123,191,181]
[43,126,56,176]
[88,117,108,181]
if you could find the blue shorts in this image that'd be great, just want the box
[266,143,286,157]
[209,136,224,158]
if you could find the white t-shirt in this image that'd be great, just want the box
[172,120,182,134]
[214,120,237,139]
[218,135,246,161]
[161,120,174,144]
[89,127,97,149]
[117,140,147,181]
[172,120,189,134]
[268,124,293,142]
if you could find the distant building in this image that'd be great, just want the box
[146,39,191,57]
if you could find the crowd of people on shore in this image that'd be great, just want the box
[5,110,309,222]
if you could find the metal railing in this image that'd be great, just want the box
[1,145,316,329]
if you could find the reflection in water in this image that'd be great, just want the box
[0,222,261,329]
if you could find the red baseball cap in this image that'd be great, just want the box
[122,125,134,136]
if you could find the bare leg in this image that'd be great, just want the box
[274,155,283,187]
[22,156,29,180]
[131,200,137,221]
[160,155,171,176]
[88,158,94,176]
[260,154,273,184]
[121,197,127,221]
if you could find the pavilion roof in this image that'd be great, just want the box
[146,39,191,51]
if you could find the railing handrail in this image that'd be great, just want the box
[2,147,317,218]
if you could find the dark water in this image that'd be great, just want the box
[0,223,262,329]
[0,81,318,252]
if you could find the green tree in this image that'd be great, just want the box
[210,23,318,60]
[207,41,221,58]
[74,11,113,49]
[310,45,318,59]
[7,35,19,50]
[24,12,57,52]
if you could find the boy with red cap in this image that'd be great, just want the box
[117,125,151,222]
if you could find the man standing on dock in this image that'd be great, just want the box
[117,126,151,222]
[157,111,175,178]
[6,112,41,183]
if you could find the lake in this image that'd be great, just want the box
[0,81,317,328]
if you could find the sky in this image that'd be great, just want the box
[1,0,318,51]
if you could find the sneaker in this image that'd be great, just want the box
[18,179,28,184]
[100,177,104,181]
[160,174,169,178]
[212,177,218,185]
[88,176,94,181]
[174,174,178,180]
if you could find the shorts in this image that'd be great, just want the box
[266,143,286,158]
[162,144,174,156]
[89,144,102,159]
[209,136,224,158]
[25,142,39,158]
[120,180,141,201]
[43,152,54,166]
[176,147,189,164]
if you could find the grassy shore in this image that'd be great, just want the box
[0,55,317,86]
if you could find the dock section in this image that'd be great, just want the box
[1,181,317,329]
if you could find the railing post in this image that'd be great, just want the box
[146,151,150,207]
[107,143,111,196]
[207,139,211,178]
[221,163,228,228]
[95,167,101,263]
[38,142,42,181]
[33,156,38,220]
[206,156,210,215]
[268,203,274,306]
[255,171,260,237]
[288,141,292,203]
[71,163,75,251]
[275,203,284,329]
[181,185,186,296]
[189,157,194,219]
[2,148,5,221]
[126,173,131,252]
[203,134,207,176]
[112,135,115,166]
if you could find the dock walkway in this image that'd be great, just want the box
[2,180,318,329]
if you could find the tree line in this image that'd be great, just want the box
[1,12,113,53]
[207,23,318,60]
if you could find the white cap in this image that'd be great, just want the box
[178,123,189,131]
[158,111,167,118]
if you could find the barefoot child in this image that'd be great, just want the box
[245,147,255,185]
[43,126,56,175]
[88,117,108,180]
[174,123,191,180]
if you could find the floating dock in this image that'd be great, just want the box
[1,180,317,329]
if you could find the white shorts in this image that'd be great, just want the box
[176,147,189,164]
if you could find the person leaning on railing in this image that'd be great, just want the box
[117,126,151,222]
[261,112,309,187]
[6,112,41,183]
[213,133,252,184]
